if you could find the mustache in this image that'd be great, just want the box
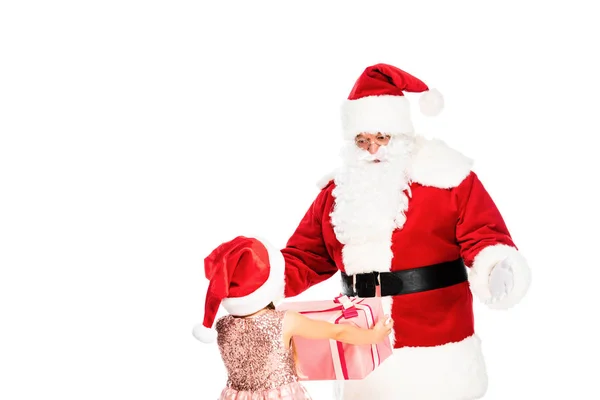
[358,146,390,162]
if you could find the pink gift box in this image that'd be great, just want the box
[277,295,393,381]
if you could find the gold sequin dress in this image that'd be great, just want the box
[215,310,312,400]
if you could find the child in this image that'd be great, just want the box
[193,236,393,400]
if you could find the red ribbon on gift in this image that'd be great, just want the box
[334,294,359,319]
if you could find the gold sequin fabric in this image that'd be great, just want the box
[215,310,312,400]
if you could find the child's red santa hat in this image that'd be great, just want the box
[192,236,285,343]
[341,63,444,140]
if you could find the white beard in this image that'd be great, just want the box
[330,136,416,275]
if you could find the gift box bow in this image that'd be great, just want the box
[334,294,359,319]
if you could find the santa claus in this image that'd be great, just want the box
[252,63,531,400]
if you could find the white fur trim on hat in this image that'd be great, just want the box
[220,236,286,316]
[468,244,531,309]
[341,95,414,139]
[192,323,218,343]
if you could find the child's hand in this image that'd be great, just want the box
[371,314,394,343]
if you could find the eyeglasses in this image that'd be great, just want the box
[355,134,391,150]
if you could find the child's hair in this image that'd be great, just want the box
[265,302,306,379]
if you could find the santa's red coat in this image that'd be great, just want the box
[281,137,524,349]
[267,137,529,399]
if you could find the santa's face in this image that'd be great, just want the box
[340,132,414,167]
[332,132,416,273]
[354,132,391,161]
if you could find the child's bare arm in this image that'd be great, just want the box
[282,311,393,347]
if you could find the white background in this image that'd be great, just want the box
[1,1,599,399]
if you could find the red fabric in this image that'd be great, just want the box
[203,236,270,329]
[281,188,339,297]
[281,172,516,348]
[455,173,516,264]
[348,63,430,100]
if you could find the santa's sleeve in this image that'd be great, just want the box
[280,186,338,298]
[455,172,531,309]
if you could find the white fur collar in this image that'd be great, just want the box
[317,136,473,190]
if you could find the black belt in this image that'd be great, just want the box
[341,259,467,297]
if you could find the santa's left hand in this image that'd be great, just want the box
[469,244,531,309]
[487,258,514,305]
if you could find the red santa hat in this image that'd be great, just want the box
[192,236,285,343]
[341,63,444,140]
